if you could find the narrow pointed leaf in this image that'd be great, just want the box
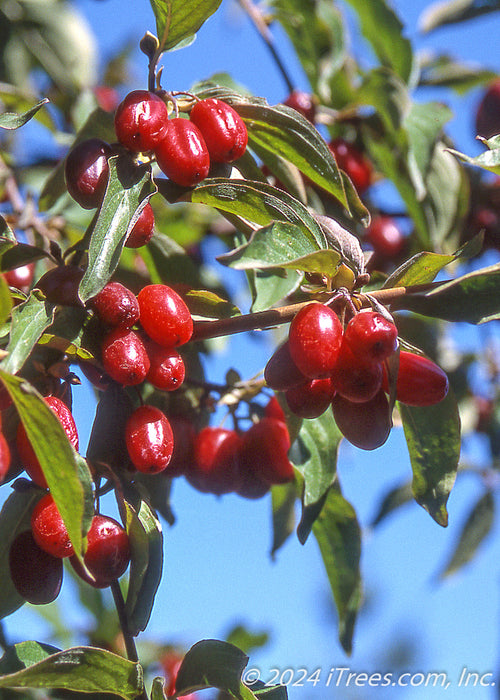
[271,482,297,558]
[419,0,500,33]
[449,140,500,175]
[0,99,49,130]
[370,481,414,527]
[150,0,223,51]
[0,276,12,327]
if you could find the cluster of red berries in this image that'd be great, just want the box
[265,304,449,450]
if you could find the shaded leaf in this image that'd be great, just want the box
[419,0,500,33]
[370,481,414,527]
[0,276,12,328]
[271,482,297,558]
[357,68,411,135]
[185,289,240,320]
[175,639,249,697]
[419,54,497,93]
[251,268,302,313]
[86,384,133,472]
[150,0,223,51]
[0,242,49,271]
[225,626,270,656]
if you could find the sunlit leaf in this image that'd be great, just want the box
[0,99,49,130]
[149,0,223,51]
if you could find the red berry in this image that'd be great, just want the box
[332,389,392,450]
[101,327,150,386]
[264,340,308,391]
[94,86,119,113]
[155,118,210,187]
[3,263,35,293]
[382,351,449,406]
[125,404,174,473]
[366,216,405,260]
[65,138,112,209]
[344,311,398,363]
[0,384,12,411]
[161,651,198,700]
[70,514,130,588]
[285,377,336,419]
[189,98,248,163]
[9,530,63,604]
[264,395,286,422]
[188,426,242,495]
[288,303,343,379]
[284,90,316,122]
[238,417,294,485]
[31,493,74,559]
[0,428,11,484]
[331,340,383,403]
[114,90,169,152]
[476,79,500,139]
[88,281,140,329]
[37,266,84,306]
[328,138,373,193]
[17,395,79,489]
[145,340,186,391]
[125,202,155,248]
[137,284,193,348]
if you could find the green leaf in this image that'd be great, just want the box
[449,138,500,175]
[357,68,411,135]
[251,268,302,313]
[150,0,223,51]
[0,646,143,699]
[419,54,497,93]
[271,482,297,558]
[393,263,500,323]
[0,489,42,620]
[312,486,362,654]
[185,289,240,320]
[141,231,203,288]
[79,156,156,302]
[0,242,49,271]
[419,0,500,33]
[0,372,94,559]
[124,498,164,637]
[400,390,461,527]
[0,276,12,327]
[370,481,414,527]
[151,675,167,700]
[0,293,56,375]
[225,626,270,655]
[174,639,249,697]
[405,102,454,178]
[292,411,343,544]
[0,99,49,130]
[0,641,60,674]
[439,491,495,578]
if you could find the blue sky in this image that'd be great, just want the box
[4,1,500,698]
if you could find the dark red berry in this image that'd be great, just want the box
[3,263,35,293]
[284,90,316,122]
[288,303,343,379]
[189,98,248,163]
[331,340,383,403]
[31,493,74,559]
[0,384,12,410]
[264,340,308,391]
[114,90,169,152]
[476,79,500,139]
[366,216,405,260]
[0,427,11,484]
[188,426,242,495]
[137,284,193,348]
[145,341,186,391]
[37,266,84,306]
[166,416,196,477]
[285,377,336,419]
[70,514,130,588]
[344,311,398,363]
[332,389,392,451]
[101,327,150,386]
[238,417,294,485]
[78,360,112,391]
[264,395,286,422]
[328,138,373,193]
[65,138,112,209]
[9,530,63,604]
[382,351,449,406]
[88,281,140,329]
[155,118,210,187]
[125,202,155,248]
[125,404,174,473]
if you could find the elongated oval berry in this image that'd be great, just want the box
[137,284,193,348]
[238,417,294,485]
[70,514,130,588]
[189,98,248,163]
[101,328,150,386]
[9,530,63,604]
[264,340,307,391]
[155,118,210,187]
[382,351,449,406]
[88,281,140,329]
[188,426,242,495]
[125,202,155,248]
[31,493,74,559]
[331,341,383,403]
[344,311,398,363]
[332,389,392,451]
[285,377,336,419]
[65,138,112,209]
[145,340,186,391]
[288,303,343,379]
[114,90,169,152]
[125,404,174,473]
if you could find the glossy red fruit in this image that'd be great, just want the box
[288,303,343,379]
[101,328,150,386]
[0,427,11,484]
[65,138,112,209]
[476,79,500,139]
[264,340,308,391]
[332,389,392,450]
[328,138,373,193]
[284,90,316,122]
[145,341,186,391]
[238,417,294,485]
[125,202,155,248]
[3,263,35,293]
[264,395,286,422]
[155,118,210,187]
[189,98,248,163]
[382,351,449,406]
[88,281,140,329]
[9,530,63,604]
[137,284,193,348]
[125,404,174,473]
[70,514,130,588]
[331,341,383,403]
[285,377,336,419]
[114,90,169,152]
[344,311,398,363]
[17,395,79,489]
[188,426,242,495]
[31,493,74,559]
[37,266,84,306]
[366,216,405,260]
